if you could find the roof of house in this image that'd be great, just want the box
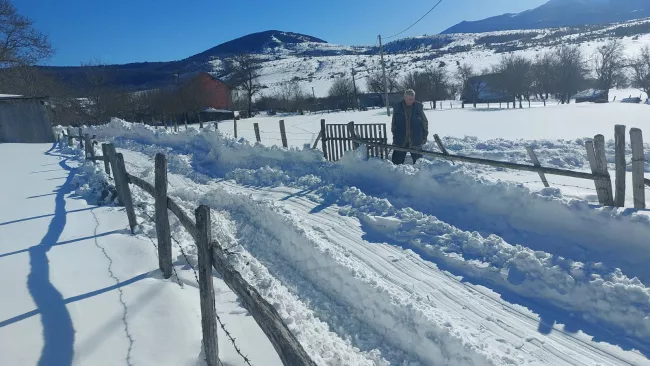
[0,95,48,102]
[177,70,234,88]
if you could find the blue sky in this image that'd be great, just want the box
[13,0,547,66]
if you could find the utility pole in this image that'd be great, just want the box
[351,68,358,111]
[312,86,316,99]
[378,34,391,117]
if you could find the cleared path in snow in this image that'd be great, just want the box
[118,147,649,365]
[0,144,281,366]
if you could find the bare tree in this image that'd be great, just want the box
[270,80,308,112]
[630,45,650,98]
[328,78,354,110]
[532,52,557,101]
[457,64,489,108]
[399,71,429,99]
[555,45,586,104]
[0,0,53,67]
[365,69,399,94]
[593,40,626,100]
[423,67,448,109]
[493,55,533,108]
[226,54,262,117]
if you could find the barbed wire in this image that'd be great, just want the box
[168,235,253,366]
[136,209,184,288]
[136,202,253,365]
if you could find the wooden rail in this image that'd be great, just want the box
[76,137,315,366]
[346,122,606,181]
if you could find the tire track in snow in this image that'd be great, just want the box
[90,209,135,366]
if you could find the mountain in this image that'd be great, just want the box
[442,0,650,34]
[39,30,353,91]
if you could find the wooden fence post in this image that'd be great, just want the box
[585,140,607,205]
[526,147,550,187]
[253,123,261,143]
[279,120,288,148]
[630,128,646,209]
[320,119,327,160]
[101,144,111,176]
[78,127,84,150]
[155,153,173,279]
[312,131,322,150]
[614,125,626,207]
[83,134,90,158]
[115,153,138,233]
[214,122,219,130]
[233,118,238,139]
[594,135,614,206]
[195,205,219,366]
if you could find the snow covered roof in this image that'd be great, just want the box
[203,108,232,113]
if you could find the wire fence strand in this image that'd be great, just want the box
[135,199,253,365]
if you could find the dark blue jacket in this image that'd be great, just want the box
[391,101,428,147]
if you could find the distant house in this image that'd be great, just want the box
[0,95,55,143]
[461,74,510,105]
[358,92,402,109]
[178,71,235,120]
[573,89,607,103]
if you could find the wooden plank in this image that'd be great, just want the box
[329,125,336,160]
[105,144,123,203]
[83,134,91,158]
[320,119,328,160]
[155,154,173,279]
[614,125,626,207]
[253,123,261,143]
[115,153,138,233]
[594,135,614,206]
[525,147,550,188]
[211,243,317,366]
[370,124,377,157]
[345,122,606,181]
[279,120,288,148]
[333,125,340,160]
[127,173,156,197]
[338,124,345,159]
[585,140,608,205]
[195,205,219,366]
[101,144,111,176]
[630,128,646,209]
[312,131,322,150]
[167,197,199,241]
[78,127,84,150]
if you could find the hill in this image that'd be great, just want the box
[442,0,650,34]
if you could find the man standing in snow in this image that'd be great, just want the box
[391,89,429,165]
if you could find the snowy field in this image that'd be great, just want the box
[4,96,650,365]
[60,96,650,365]
[0,144,282,366]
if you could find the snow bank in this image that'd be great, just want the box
[83,120,650,282]
[225,163,650,341]
[82,120,650,342]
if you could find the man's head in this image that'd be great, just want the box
[404,89,416,106]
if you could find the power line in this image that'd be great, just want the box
[384,0,445,40]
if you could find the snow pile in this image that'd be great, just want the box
[82,120,650,344]
[224,162,650,341]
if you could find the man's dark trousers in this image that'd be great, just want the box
[391,144,422,165]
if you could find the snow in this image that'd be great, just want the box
[0,143,282,366]
[77,112,650,364]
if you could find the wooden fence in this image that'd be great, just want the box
[318,120,388,161]
[58,132,316,366]
[345,122,649,209]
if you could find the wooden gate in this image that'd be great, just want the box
[320,121,388,162]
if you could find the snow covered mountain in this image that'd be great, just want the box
[40,16,650,97]
[442,0,650,34]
